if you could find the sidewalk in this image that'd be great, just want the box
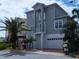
[32,50,64,56]
[0,50,76,59]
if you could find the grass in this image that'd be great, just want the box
[0,42,11,50]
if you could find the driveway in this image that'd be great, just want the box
[0,50,77,59]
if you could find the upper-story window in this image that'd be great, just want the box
[30,26,34,32]
[37,23,41,32]
[39,23,41,32]
[59,21,63,28]
[44,21,46,32]
[54,20,63,29]
[36,23,41,32]
[55,21,58,28]
[38,13,41,21]
[44,12,46,20]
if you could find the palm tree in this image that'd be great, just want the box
[63,8,79,54]
[72,8,79,52]
[0,17,30,49]
[64,19,78,54]
[72,8,79,19]
[28,37,36,48]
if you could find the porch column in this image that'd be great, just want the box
[40,7,44,49]
[33,10,36,48]
[41,33,43,49]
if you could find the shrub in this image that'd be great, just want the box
[0,42,11,50]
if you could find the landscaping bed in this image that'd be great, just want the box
[0,42,11,50]
[69,52,79,58]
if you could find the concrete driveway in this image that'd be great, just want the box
[0,50,77,59]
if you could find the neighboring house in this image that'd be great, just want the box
[5,17,27,41]
[5,17,27,47]
[0,37,5,42]
[17,17,27,40]
[26,3,70,49]
[16,18,28,49]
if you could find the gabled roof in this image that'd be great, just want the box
[26,3,70,17]
[32,2,46,8]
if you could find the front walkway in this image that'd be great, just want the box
[0,50,77,59]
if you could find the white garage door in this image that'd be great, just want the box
[47,38,63,49]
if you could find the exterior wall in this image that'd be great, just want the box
[27,11,35,37]
[45,5,55,34]
[35,10,42,32]
[55,4,67,18]
[45,4,68,34]
[26,3,69,49]
[27,11,35,27]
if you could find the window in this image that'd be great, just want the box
[47,38,63,40]
[59,21,63,28]
[55,21,58,28]
[30,26,34,32]
[54,20,63,29]
[44,22,46,32]
[39,23,41,32]
[30,27,33,31]
[37,23,41,32]
[44,12,46,20]
[38,13,41,20]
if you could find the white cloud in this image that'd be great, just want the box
[0,0,32,18]
[0,0,78,19]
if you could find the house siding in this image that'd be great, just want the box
[45,4,68,34]
[26,3,69,49]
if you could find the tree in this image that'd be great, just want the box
[64,8,79,54]
[0,17,30,49]
[72,8,79,19]
[72,8,79,52]
[64,19,78,53]
[28,37,36,48]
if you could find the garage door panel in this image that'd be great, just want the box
[45,34,64,49]
[47,40,63,49]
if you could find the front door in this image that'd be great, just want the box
[36,34,41,49]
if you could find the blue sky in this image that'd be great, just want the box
[0,0,79,37]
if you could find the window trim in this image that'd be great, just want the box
[43,21,46,33]
[38,13,41,21]
[36,23,41,32]
[44,12,46,20]
[54,20,63,29]
[29,25,34,32]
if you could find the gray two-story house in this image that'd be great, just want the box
[26,3,70,49]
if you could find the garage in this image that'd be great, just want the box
[47,38,63,49]
[45,34,64,49]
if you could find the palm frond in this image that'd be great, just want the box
[19,27,31,31]
[0,26,6,28]
[72,9,78,14]
[72,9,79,18]
[0,29,6,31]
